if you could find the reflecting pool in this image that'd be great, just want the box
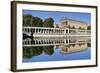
[23,36,91,62]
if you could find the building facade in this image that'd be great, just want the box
[58,18,89,30]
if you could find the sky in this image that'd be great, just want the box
[23,10,91,25]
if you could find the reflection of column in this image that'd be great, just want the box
[48,29,49,34]
[23,28,24,32]
[27,28,29,32]
[64,39,66,44]
[29,28,31,33]
[29,40,31,45]
[25,28,27,32]
[68,39,69,44]
[35,40,36,44]
[59,29,61,34]
[28,28,29,33]
[26,28,28,33]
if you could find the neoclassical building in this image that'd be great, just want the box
[23,18,91,39]
[58,18,89,29]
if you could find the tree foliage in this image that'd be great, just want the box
[23,14,32,26]
[32,16,43,27]
[87,26,91,30]
[23,14,43,27]
[43,46,54,55]
[23,46,54,59]
[72,26,75,29]
[23,47,33,58]
[23,14,54,27]
[43,17,54,27]
[78,26,82,29]
[31,46,43,56]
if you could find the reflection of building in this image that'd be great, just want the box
[23,38,69,47]
[23,37,91,48]
[59,43,90,54]
[59,18,88,29]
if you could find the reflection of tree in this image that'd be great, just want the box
[67,45,71,48]
[87,43,91,47]
[32,46,43,56]
[23,47,43,59]
[23,47,33,58]
[43,46,54,55]
[23,46,54,59]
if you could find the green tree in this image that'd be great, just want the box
[72,26,75,29]
[87,26,91,30]
[78,26,82,29]
[87,43,91,47]
[32,16,43,27]
[43,17,54,27]
[23,14,32,26]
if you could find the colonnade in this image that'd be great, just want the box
[23,27,69,35]
[23,27,91,36]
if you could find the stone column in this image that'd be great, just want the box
[64,29,66,34]
[34,28,36,34]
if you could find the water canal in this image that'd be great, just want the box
[23,36,91,62]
